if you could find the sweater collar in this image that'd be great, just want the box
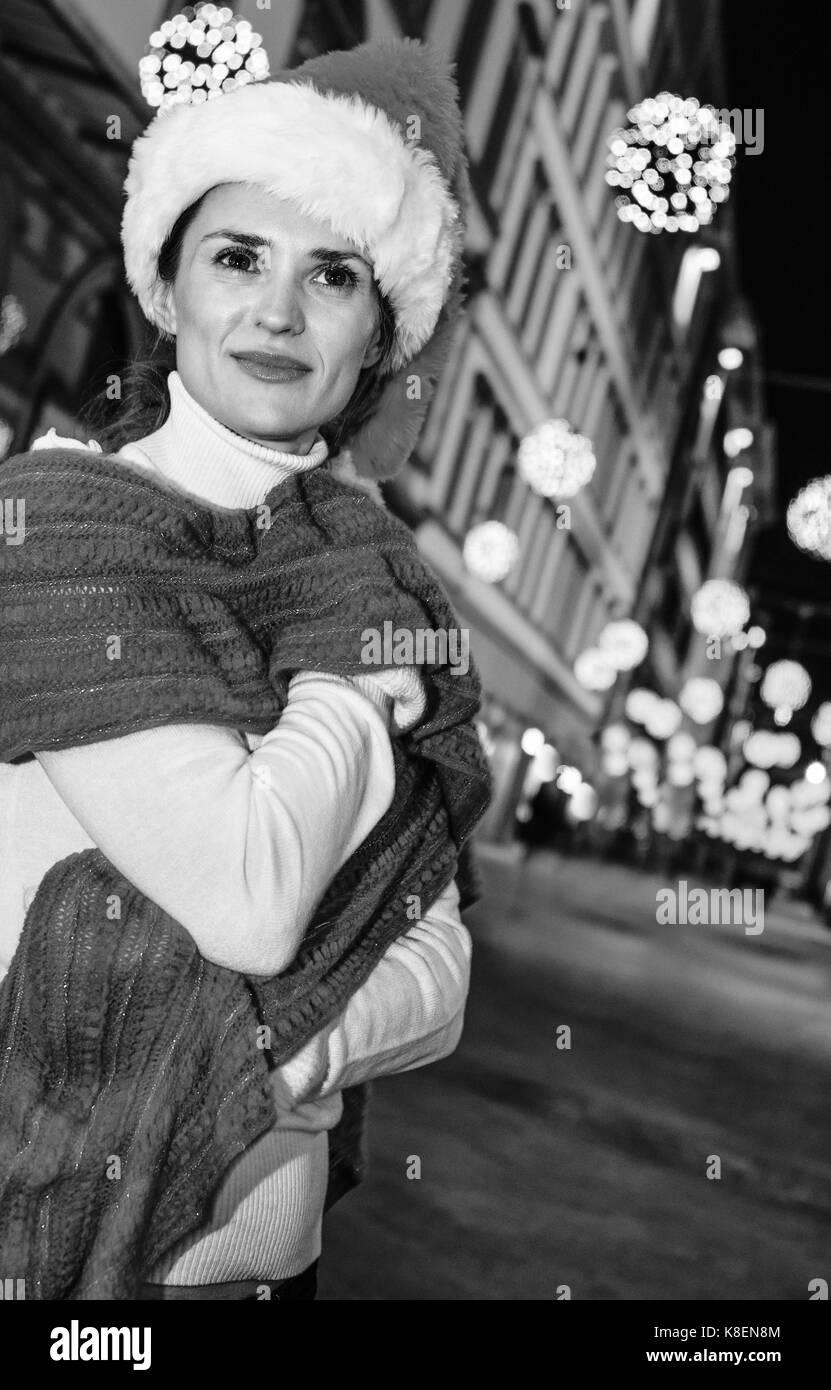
[121,370,329,510]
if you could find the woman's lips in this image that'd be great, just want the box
[232,354,312,383]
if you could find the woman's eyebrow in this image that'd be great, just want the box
[200,229,371,268]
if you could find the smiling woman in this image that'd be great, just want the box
[0,33,489,1303]
[84,185,399,460]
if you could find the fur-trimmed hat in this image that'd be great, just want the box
[121,32,471,479]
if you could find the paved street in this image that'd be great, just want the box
[318,846,831,1300]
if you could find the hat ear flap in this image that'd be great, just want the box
[346,157,471,481]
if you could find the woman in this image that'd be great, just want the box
[0,33,489,1299]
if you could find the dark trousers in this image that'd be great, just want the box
[138,1258,319,1301]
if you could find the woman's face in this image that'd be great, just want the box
[152,183,384,452]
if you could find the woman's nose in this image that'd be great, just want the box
[254,269,305,335]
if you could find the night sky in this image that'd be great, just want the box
[722,2,831,693]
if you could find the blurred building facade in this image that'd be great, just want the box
[0,0,775,844]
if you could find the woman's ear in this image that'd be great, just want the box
[362,324,384,371]
[150,280,177,338]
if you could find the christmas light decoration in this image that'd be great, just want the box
[786,477,831,561]
[625,688,658,725]
[644,698,682,740]
[574,648,617,692]
[628,737,659,770]
[556,765,582,794]
[723,427,754,459]
[517,419,596,499]
[811,703,831,747]
[690,579,750,637]
[600,723,630,754]
[606,93,736,234]
[601,751,629,778]
[679,677,723,724]
[760,660,812,712]
[521,727,545,756]
[718,347,744,371]
[743,730,801,770]
[140,3,270,109]
[806,760,827,785]
[694,745,727,781]
[667,731,696,761]
[747,626,766,649]
[463,521,519,583]
[597,619,649,671]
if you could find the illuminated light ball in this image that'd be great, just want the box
[608,94,735,233]
[791,775,831,808]
[765,786,791,823]
[679,677,724,724]
[740,769,770,798]
[746,625,766,649]
[792,805,831,838]
[691,579,750,637]
[731,466,754,489]
[463,521,520,583]
[760,659,812,712]
[517,418,597,499]
[718,347,744,370]
[694,745,727,781]
[743,730,778,769]
[806,760,827,785]
[628,737,659,770]
[638,786,659,808]
[574,647,617,692]
[631,767,657,791]
[667,731,697,761]
[556,764,582,794]
[531,743,559,783]
[600,723,631,753]
[731,631,749,651]
[668,762,695,787]
[139,1,270,110]
[786,477,831,561]
[773,705,792,727]
[602,751,629,778]
[644,698,683,740]
[723,427,754,458]
[569,782,598,821]
[625,687,658,725]
[521,726,546,756]
[775,733,801,769]
[597,619,649,671]
[811,704,831,747]
[701,795,725,816]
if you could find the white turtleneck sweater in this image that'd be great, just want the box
[0,370,471,1288]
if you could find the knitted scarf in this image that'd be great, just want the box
[0,447,492,1299]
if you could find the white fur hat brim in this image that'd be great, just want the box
[121,78,462,373]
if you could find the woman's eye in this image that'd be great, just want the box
[314,263,359,292]
[214,246,258,274]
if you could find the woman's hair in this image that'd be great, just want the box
[81,192,398,455]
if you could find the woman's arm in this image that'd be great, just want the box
[33,671,394,976]
[270,878,472,1110]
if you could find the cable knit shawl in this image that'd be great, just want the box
[0,446,492,1299]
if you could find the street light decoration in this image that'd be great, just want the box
[463,521,519,583]
[606,93,736,234]
[140,4,270,109]
[574,647,617,692]
[517,419,596,499]
[760,660,812,712]
[690,579,750,637]
[811,702,831,747]
[597,619,649,671]
[679,676,724,724]
[786,477,831,561]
